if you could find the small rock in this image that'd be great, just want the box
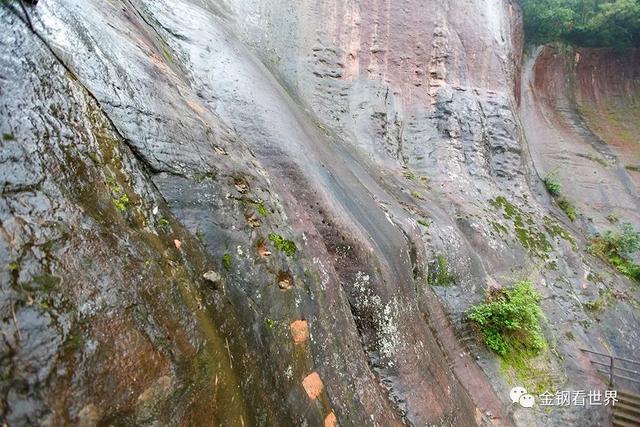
[173,239,182,250]
[203,270,221,284]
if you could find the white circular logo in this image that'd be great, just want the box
[519,393,536,408]
[510,386,527,403]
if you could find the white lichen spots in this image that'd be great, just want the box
[377,303,401,363]
[236,245,244,256]
[284,365,293,380]
[312,257,330,291]
[352,272,402,366]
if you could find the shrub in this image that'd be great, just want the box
[543,175,561,197]
[590,223,640,281]
[468,281,546,357]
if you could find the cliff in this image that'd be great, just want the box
[0,1,638,426]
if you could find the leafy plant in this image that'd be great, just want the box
[543,174,561,197]
[590,223,640,281]
[468,281,546,357]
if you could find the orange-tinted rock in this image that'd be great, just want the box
[290,320,309,344]
[302,372,323,400]
[324,411,337,427]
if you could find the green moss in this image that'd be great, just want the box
[557,197,577,221]
[625,165,640,173]
[491,197,553,259]
[584,289,615,312]
[256,203,267,217]
[428,255,454,286]
[491,221,508,235]
[2,133,15,141]
[222,253,232,270]
[417,219,430,228]
[265,318,276,330]
[160,44,174,64]
[8,262,18,272]
[114,193,129,212]
[402,170,416,180]
[106,176,130,213]
[27,274,62,293]
[543,216,577,248]
[156,217,170,232]
[268,233,297,257]
[411,190,424,200]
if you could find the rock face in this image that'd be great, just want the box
[0,1,638,427]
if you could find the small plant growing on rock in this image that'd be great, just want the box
[468,281,546,357]
[557,198,577,221]
[542,174,561,197]
[542,173,577,221]
[590,223,640,281]
[428,255,454,286]
[222,253,232,270]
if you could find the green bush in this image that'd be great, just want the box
[543,175,562,197]
[468,281,546,357]
[590,223,640,280]
[519,0,640,49]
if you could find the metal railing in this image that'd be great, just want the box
[581,348,640,387]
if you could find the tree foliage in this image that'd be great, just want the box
[519,0,640,48]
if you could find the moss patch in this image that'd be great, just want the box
[268,233,297,257]
[490,197,554,259]
[222,253,232,270]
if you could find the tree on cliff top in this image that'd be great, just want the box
[519,0,640,49]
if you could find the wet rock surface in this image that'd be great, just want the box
[0,1,639,427]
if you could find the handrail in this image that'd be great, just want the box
[581,348,640,387]
[581,348,640,366]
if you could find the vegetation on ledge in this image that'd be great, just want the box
[469,281,551,393]
[468,281,546,357]
[543,174,577,221]
[590,223,640,281]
